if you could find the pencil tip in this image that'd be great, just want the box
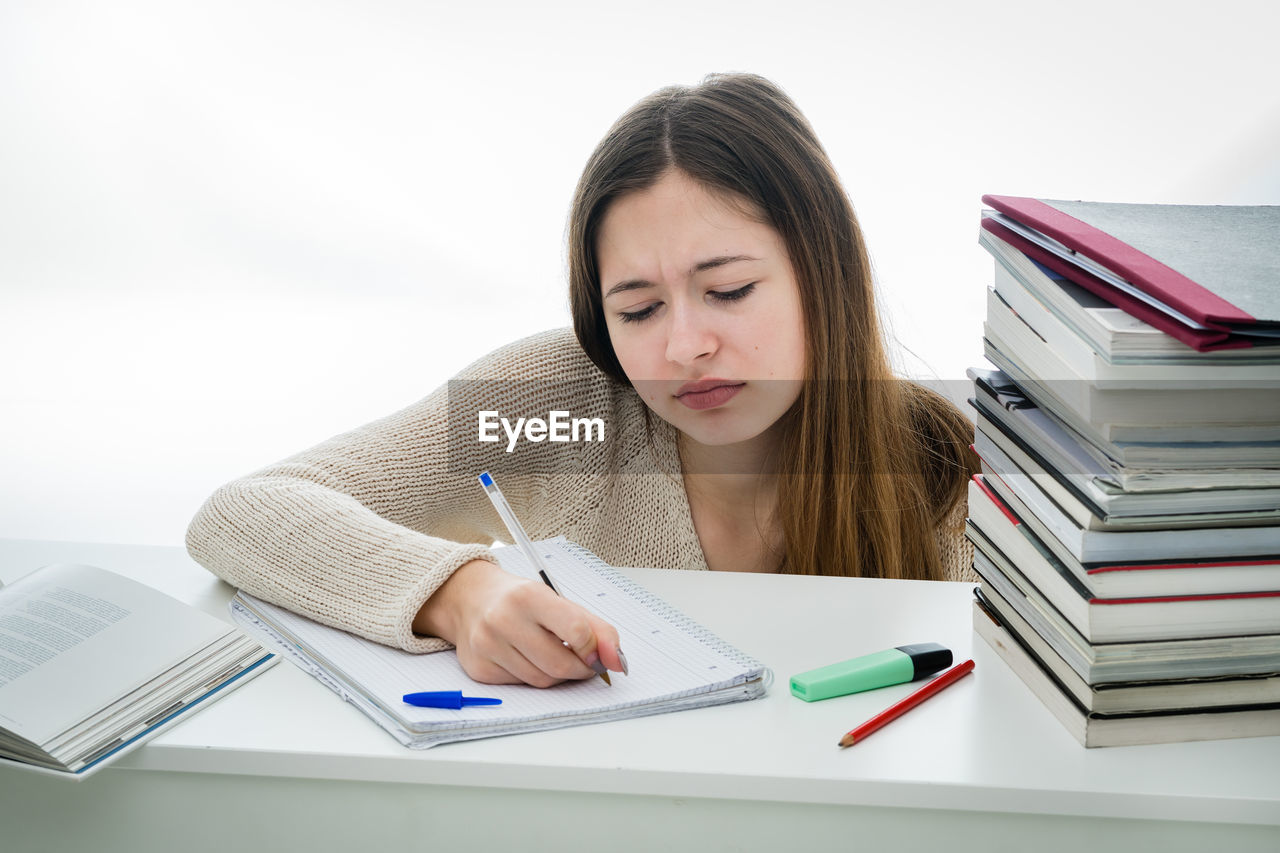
[601,672,612,686]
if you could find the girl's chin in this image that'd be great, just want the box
[666,414,776,449]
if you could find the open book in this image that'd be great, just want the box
[0,563,277,778]
[230,537,770,748]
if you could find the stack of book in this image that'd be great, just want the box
[966,195,1280,747]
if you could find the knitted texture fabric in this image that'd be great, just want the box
[186,328,975,653]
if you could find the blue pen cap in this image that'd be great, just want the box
[403,690,502,709]
[479,471,494,487]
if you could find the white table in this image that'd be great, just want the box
[3,538,1278,853]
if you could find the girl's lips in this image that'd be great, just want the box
[675,381,745,411]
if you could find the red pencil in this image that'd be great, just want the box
[837,658,975,748]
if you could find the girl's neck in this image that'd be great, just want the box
[678,427,785,572]
[678,426,781,512]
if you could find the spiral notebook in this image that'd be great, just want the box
[229,538,769,748]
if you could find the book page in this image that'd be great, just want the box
[0,564,234,745]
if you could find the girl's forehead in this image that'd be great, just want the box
[598,174,782,278]
[606,173,745,229]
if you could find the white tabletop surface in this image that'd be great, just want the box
[2,537,1278,827]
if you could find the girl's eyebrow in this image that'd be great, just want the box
[604,255,761,298]
[604,279,652,298]
[691,254,759,274]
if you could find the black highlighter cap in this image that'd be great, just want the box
[894,643,953,680]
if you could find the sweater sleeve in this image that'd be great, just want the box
[185,329,595,653]
[935,495,976,585]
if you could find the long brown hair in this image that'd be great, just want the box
[568,73,976,580]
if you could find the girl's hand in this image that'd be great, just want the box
[413,559,624,687]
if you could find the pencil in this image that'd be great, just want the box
[477,471,611,685]
[837,658,974,747]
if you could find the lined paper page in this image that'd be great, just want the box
[231,538,766,745]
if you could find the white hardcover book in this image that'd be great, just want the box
[967,481,1280,642]
[973,599,1280,748]
[969,366,1280,486]
[974,423,1280,529]
[978,453,1280,564]
[971,558,1280,685]
[983,330,1280,443]
[973,593,1280,714]
[967,477,1280,599]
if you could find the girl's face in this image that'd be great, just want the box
[597,170,806,449]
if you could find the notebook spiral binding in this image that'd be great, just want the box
[555,538,773,686]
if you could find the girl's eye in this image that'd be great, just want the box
[616,282,756,323]
[709,282,756,303]
[618,303,659,324]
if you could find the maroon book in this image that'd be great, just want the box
[981,195,1280,351]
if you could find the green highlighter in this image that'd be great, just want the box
[789,643,953,702]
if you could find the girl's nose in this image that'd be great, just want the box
[664,302,717,366]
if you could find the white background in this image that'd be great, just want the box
[3,0,1278,547]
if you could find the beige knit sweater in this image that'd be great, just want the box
[187,328,974,654]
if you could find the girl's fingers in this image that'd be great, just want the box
[530,591,625,678]
[452,572,623,687]
[583,612,624,675]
